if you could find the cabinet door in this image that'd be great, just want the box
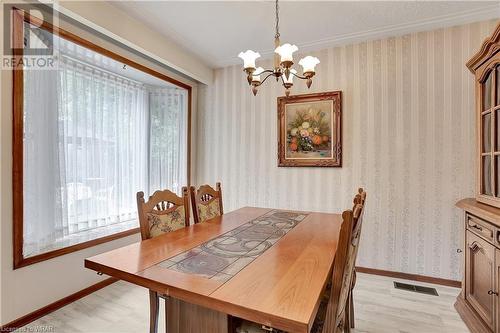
[476,59,500,208]
[496,248,500,333]
[466,231,496,330]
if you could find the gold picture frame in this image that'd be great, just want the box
[278,91,342,167]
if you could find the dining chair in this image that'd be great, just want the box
[189,182,223,224]
[233,196,366,333]
[311,197,366,333]
[136,187,190,333]
[346,188,367,331]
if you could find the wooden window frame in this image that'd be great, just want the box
[12,8,192,269]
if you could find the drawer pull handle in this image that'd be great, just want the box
[470,224,483,231]
[456,249,462,253]
[488,290,498,296]
[468,242,482,252]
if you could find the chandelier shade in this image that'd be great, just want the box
[238,0,319,96]
[238,50,261,70]
[275,43,298,63]
[299,56,321,74]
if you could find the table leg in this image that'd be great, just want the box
[149,290,159,333]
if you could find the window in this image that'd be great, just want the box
[13,10,191,268]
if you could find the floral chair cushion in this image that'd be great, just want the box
[147,206,186,238]
[198,199,221,223]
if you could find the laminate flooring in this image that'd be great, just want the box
[16,273,469,333]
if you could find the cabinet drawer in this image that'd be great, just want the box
[467,214,495,243]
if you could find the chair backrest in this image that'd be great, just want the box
[189,182,223,224]
[322,191,366,333]
[353,187,366,207]
[351,188,367,239]
[136,187,190,240]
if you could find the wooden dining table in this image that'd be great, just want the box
[85,207,343,333]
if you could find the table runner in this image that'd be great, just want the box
[156,210,308,282]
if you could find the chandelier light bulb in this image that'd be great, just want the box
[238,50,261,70]
[275,43,298,63]
[299,56,320,74]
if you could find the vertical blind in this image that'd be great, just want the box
[23,30,187,257]
[149,88,187,194]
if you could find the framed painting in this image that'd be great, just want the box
[278,91,342,167]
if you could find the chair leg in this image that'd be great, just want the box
[149,290,159,333]
[349,269,356,329]
[344,303,351,333]
[349,291,355,329]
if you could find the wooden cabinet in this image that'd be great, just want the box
[456,23,500,333]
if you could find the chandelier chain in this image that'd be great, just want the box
[275,0,280,39]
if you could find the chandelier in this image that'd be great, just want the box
[238,0,320,96]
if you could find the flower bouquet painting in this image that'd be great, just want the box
[278,91,341,167]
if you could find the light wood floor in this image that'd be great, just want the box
[17,273,469,333]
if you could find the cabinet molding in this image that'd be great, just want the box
[467,24,500,73]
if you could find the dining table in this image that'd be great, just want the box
[85,206,343,333]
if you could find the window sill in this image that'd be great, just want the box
[14,223,140,269]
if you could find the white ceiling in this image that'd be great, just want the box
[111,1,500,68]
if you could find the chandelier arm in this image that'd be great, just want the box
[260,72,277,85]
[290,71,309,80]
[258,69,275,75]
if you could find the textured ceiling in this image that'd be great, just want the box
[111,1,500,68]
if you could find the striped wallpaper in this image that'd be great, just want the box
[195,19,499,281]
